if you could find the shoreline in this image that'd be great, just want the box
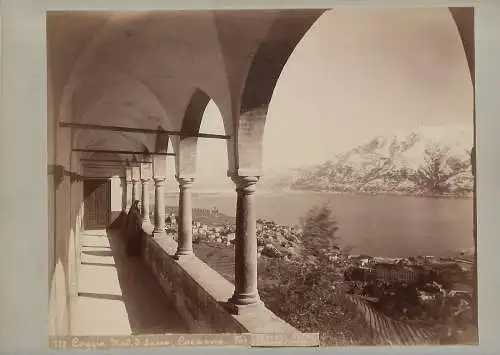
[259,187,473,199]
[195,238,473,260]
[178,211,474,260]
[161,188,473,259]
[165,188,473,200]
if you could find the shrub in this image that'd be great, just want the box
[300,203,340,261]
[258,256,372,345]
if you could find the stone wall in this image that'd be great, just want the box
[47,48,85,335]
[142,233,299,334]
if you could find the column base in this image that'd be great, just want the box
[174,250,195,260]
[225,297,264,315]
[153,230,167,239]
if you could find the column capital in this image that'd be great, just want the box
[176,176,195,188]
[231,175,260,194]
[140,177,152,183]
[153,177,166,184]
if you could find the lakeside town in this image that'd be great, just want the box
[157,206,475,344]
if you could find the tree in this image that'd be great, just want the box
[470,147,475,176]
[415,144,456,194]
[300,203,340,260]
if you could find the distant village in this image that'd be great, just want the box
[341,252,473,323]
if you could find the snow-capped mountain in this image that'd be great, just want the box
[265,124,474,196]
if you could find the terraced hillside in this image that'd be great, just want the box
[193,243,447,346]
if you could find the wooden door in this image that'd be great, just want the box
[84,179,110,229]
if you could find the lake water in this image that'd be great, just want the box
[163,190,474,258]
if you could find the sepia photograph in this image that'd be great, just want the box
[46,7,476,348]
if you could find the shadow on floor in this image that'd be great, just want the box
[81,262,116,268]
[83,231,110,236]
[82,250,114,257]
[78,292,124,302]
[105,227,189,334]
[81,245,111,249]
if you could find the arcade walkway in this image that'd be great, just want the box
[73,229,188,335]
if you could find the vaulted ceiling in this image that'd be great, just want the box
[47,8,474,170]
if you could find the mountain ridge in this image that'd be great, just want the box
[261,124,474,197]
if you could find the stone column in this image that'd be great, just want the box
[132,177,141,203]
[227,175,262,312]
[131,164,141,203]
[153,177,166,236]
[140,161,153,227]
[141,178,151,224]
[175,176,195,259]
[125,167,133,212]
[121,178,127,213]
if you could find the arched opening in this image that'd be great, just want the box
[257,7,474,345]
[262,7,473,256]
[197,7,475,345]
[163,138,178,210]
[195,100,232,191]
[165,99,232,211]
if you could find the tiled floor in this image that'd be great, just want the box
[73,229,188,335]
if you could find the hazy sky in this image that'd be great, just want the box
[165,7,473,189]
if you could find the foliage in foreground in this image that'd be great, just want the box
[257,203,477,345]
[258,258,372,345]
[257,203,372,345]
[299,203,340,260]
[194,203,477,345]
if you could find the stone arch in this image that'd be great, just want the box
[88,152,127,162]
[71,70,177,153]
[449,7,474,83]
[153,128,171,154]
[54,13,182,168]
[73,129,153,153]
[55,12,156,125]
[232,9,326,176]
[82,133,148,152]
[73,70,170,127]
[175,88,227,179]
[57,12,233,136]
[238,10,327,116]
[233,7,474,176]
[54,12,236,175]
[74,133,148,185]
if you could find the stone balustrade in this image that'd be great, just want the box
[140,229,300,334]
